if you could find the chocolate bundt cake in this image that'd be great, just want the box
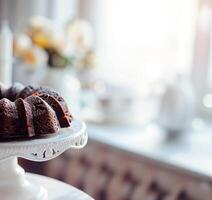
[0,82,72,139]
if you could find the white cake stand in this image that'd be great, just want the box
[0,120,87,200]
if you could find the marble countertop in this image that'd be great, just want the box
[87,118,212,179]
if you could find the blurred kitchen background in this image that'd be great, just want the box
[2,0,212,199]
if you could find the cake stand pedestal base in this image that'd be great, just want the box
[0,157,48,200]
[0,120,87,200]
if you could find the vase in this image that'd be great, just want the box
[13,62,47,86]
[41,68,81,117]
[158,75,195,135]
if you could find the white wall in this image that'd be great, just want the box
[0,0,77,31]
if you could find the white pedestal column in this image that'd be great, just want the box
[0,157,48,200]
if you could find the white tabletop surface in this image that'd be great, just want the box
[88,119,212,180]
[27,173,93,200]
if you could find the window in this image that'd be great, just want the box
[7,0,212,118]
[95,0,198,94]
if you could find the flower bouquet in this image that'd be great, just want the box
[13,16,97,87]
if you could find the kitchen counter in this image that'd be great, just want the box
[88,118,212,179]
